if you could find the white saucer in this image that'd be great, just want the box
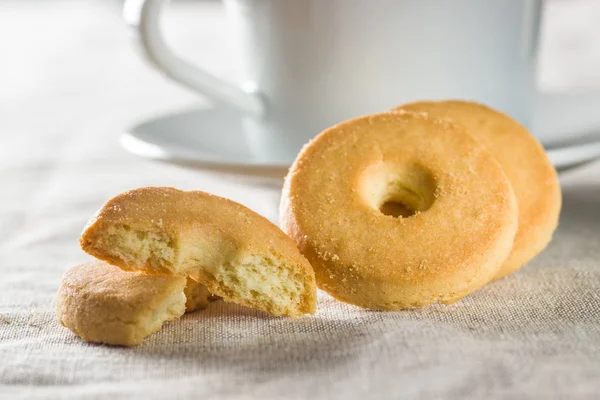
[121,107,289,180]
[122,107,600,177]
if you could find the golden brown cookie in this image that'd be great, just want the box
[393,100,561,278]
[80,187,317,317]
[56,261,188,346]
[280,111,518,309]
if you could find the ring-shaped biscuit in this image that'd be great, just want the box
[280,111,518,309]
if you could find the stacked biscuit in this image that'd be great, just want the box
[282,101,560,309]
[57,100,560,345]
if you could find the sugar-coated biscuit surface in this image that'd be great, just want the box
[395,100,561,278]
[281,111,518,309]
[56,261,187,346]
[80,187,317,317]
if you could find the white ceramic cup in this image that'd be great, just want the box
[126,0,600,163]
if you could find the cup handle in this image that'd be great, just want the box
[123,0,265,117]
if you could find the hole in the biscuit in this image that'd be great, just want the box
[379,201,416,218]
[360,163,436,218]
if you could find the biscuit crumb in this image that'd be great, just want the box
[28,312,44,328]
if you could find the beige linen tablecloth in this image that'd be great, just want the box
[1,1,599,399]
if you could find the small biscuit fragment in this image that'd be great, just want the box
[184,277,213,312]
[80,187,317,317]
[56,261,190,346]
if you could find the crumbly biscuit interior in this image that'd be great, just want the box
[143,291,187,339]
[89,226,310,316]
[147,291,186,329]
[184,277,210,312]
[88,224,176,274]
[195,254,306,316]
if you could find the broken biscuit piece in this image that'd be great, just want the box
[80,187,317,317]
[56,261,192,346]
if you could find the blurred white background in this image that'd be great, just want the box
[2,0,600,118]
